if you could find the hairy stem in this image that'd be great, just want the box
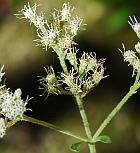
[93,78,140,140]
[52,46,68,74]
[59,57,68,74]
[75,95,96,153]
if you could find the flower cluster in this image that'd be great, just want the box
[61,68,82,95]
[0,66,28,138]
[40,49,105,97]
[17,2,83,58]
[18,3,106,97]
[120,16,140,75]
[62,50,105,96]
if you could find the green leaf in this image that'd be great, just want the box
[70,141,85,152]
[95,135,112,144]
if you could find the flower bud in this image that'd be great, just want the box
[40,66,61,94]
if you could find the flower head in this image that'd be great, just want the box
[0,67,29,121]
[16,2,45,30]
[128,16,140,38]
[40,66,61,95]
[61,68,82,95]
[79,52,98,75]
[119,44,140,75]
[82,76,95,93]
[121,17,140,75]
[92,65,105,84]
[0,88,28,120]
[60,3,74,21]
[17,2,83,55]
[0,66,30,138]
[69,16,83,36]
[36,23,59,50]
[21,2,37,19]
[81,60,105,96]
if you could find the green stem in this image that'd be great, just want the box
[59,57,68,74]
[56,51,95,152]
[92,145,97,153]
[93,80,140,140]
[52,46,68,74]
[75,95,96,153]
[22,114,89,143]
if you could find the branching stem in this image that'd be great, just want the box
[93,74,140,141]
[23,114,89,143]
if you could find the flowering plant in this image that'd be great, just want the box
[0,2,140,153]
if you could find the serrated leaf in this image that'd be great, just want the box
[70,141,85,152]
[95,135,112,144]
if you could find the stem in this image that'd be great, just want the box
[75,95,96,153]
[59,57,68,74]
[93,80,140,140]
[92,145,97,153]
[56,52,96,152]
[52,46,68,74]
[23,114,89,143]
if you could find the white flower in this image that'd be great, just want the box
[128,16,140,38]
[0,88,28,120]
[119,44,140,75]
[0,66,30,138]
[18,2,83,55]
[82,76,95,93]
[18,2,37,20]
[35,23,59,50]
[61,68,82,95]
[123,50,136,62]
[92,66,105,84]
[79,52,99,75]
[0,118,6,138]
[119,44,136,62]
[47,24,57,39]
[34,14,45,29]
[57,35,72,50]
[69,16,83,36]
[16,2,45,30]
[61,3,74,21]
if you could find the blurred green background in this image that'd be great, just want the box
[0,0,140,153]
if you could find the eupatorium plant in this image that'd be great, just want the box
[0,2,140,153]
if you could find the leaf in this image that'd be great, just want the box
[95,135,112,144]
[70,141,85,152]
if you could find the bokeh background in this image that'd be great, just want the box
[0,0,140,153]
